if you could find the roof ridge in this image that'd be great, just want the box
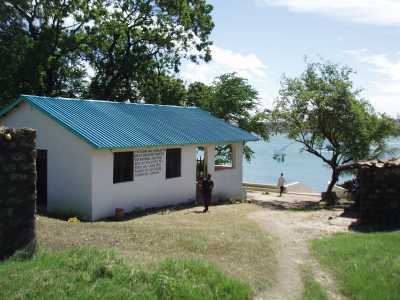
[21,95,199,109]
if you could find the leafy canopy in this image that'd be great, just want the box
[272,61,398,200]
[0,0,89,103]
[140,74,187,105]
[0,0,214,107]
[85,0,214,100]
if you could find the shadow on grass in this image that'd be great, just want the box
[250,199,327,212]
[36,200,243,222]
[348,221,400,233]
[104,200,243,221]
[339,205,400,232]
[250,197,355,212]
[36,205,76,221]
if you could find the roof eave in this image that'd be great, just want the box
[95,137,259,151]
[0,95,101,149]
[27,98,101,149]
[0,96,25,119]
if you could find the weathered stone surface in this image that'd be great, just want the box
[0,127,37,260]
[356,165,400,226]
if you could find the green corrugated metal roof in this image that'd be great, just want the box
[0,95,259,149]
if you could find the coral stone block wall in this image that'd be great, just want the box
[358,166,400,226]
[0,127,36,260]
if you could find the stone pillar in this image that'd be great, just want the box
[0,127,36,260]
[358,167,400,226]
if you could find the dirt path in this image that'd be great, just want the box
[247,191,355,300]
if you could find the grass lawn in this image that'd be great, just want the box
[0,247,252,299]
[311,232,400,300]
[35,203,276,293]
[302,270,328,300]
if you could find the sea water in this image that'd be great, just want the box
[243,135,400,192]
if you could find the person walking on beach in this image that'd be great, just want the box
[277,173,286,197]
[202,174,214,212]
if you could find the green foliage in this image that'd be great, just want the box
[187,73,269,160]
[311,232,400,300]
[84,0,214,100]
[0,247,252,300]
[214,144,233,165]
[271,60,399,200]
[0,0,214,106]
[186,81,213,109]
[140,74,187,105]
[0,0,88,107]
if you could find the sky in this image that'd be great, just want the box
[180,0,400,118]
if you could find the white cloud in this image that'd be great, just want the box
[181,45,275,107]
[369,94,400,117]
[346,50,400,92]
[181,45,267,84]
[256,0,400,26]
[345,50,400,116]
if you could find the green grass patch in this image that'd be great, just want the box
[0,247,252,300]
[311,232,400,300]
[302,270,328,300]
[36,204,276,292]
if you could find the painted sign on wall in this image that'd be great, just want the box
[134,150,163,177]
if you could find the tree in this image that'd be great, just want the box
[271,61,399,205]
[0,0,214,107]
[187,73,269,160]
[84,0,214,100]
[0,0,88,108]
[186,81,213,109]
[140,74,187,105]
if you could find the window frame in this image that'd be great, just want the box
[214,144,235,171]
[166,148,182,179]
[113,151,134,184]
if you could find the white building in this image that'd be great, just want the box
[0,95,258,220]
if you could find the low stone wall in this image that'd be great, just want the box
[358,166,400,226]
[0,127,36,260]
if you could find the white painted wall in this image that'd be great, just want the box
[1,103,93,218]
[204,143,244,200]
[91,145,197,220]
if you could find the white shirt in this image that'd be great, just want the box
[277,176,286,188]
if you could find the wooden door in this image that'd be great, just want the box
[36,149,47,209]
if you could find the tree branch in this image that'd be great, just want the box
[295,138,334,166]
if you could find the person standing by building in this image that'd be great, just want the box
[277,173,286,197]
[202,174,214,212]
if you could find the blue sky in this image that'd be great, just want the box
[181,0,400,117]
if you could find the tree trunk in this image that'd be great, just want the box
[324,167,339,206]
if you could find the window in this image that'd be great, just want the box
[166,148,181,179]
[215,144,234,171]
[113,152,133,183]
